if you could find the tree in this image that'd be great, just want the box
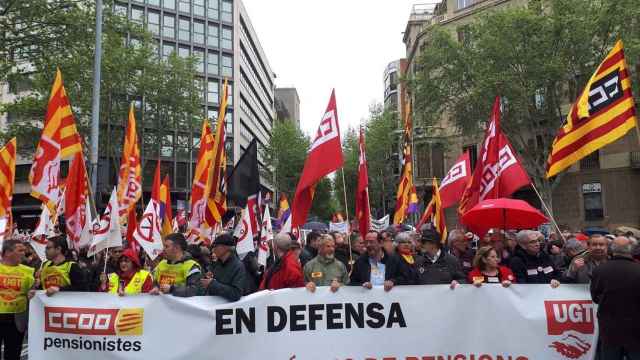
[409,0,640,211]
[333,127,358,219]
[365,105,397,218]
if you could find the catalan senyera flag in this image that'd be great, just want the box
[160,175,173,237]
[393,101,419,224]
[117,103,142,219]
[547,40,638,178]
[205,79,229,227]
[30,68,82,216]
[188,119,215,230]
[0,138,17,222]
[416,178,448,244]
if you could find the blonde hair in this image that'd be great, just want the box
[473,246,497,270]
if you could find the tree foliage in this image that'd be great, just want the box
[409,0,640,209]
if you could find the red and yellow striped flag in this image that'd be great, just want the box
[30,68,82,215]
[117,103,142,219]
[188,119,215,230]
[205,79,229,227]
[393,100,419,224]
[547,40,638,178]
[0,138,17,221]
[416,178,448,244]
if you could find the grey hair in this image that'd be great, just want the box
[395,231,412,243]
[274,233,291,252]
[611,236,633,256]
[516,230,532,246]
[564,238,586,253]
[447,229,465,248]
[319,234,335,247]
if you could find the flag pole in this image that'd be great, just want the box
[530,181,565,241]
[340,168,353,266]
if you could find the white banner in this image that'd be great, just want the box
[29,285,597,360]
[371,214,389,232]
[329,221,348,233]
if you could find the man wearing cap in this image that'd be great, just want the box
[259,233,304,290]
[150,233,202,297]
[201,233,247,301]
[415,228,466,288]
[99,248,153,295]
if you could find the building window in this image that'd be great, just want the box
[221,54,232,77]
[148,0,160,6]
[114,3,128,17]
[457,0,474,9]
[225,111,233,135]
[178,17,190,41]
[147,10,160,35]
[193,0,205,16]
[194,78,205,101]
[162,134,174,157]
[179,0,190,13]
[131,6,144,24]
[208,108,218,121]
[176,162,188,187]
[226,83,233,105]
[221,0,232,22]
[193,48,205,73]
[582,183,604,221]
[162,42,175,60]
[580,151,600,170]
[178,45,190,59]
[193,21,205,44]
[221,26,232,50]
[462,144,477,171]
[163,14,175,38]
[207,23,219,47]
[164,0,175,9]
[207,51,218,75]
[207,0,218,19]
[208,80,219,104]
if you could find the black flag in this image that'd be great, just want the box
[227,139,259,208]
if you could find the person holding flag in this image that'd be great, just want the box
[99,248,153,296]
[150,233,201,297]
[38,235,87,295]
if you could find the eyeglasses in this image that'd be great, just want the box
[527,240,540,244]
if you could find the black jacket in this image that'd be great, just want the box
[206,254,247,302]
[590,256,640,349]
[349,250,399,286]
[415,252,467,285]
[299,245,317,268]
[508,246,559,284]
[394,253,420,285]
[241,250,261,295]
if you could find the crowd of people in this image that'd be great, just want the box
[1,223,640,359]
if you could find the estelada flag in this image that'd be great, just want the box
[189,119,215,230]
[356,127,371,236]
[0,138,16,221]
[117,103,142,219]
[439,151,471,209]
[64,152,89,249]
[291,89,344,229]
[459,97,531,215]
[205,79,230,227]
[30,68,82,216]
[546,40,638,178]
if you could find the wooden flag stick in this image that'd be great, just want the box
[530,182,565,241]
[340,168,353,267]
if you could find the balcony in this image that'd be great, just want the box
[631,151,640,169]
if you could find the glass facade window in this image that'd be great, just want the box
[193,0,205,16]
[148,0,160,6]
[147,11,160,35]
[114,3,128,17]
[207,24,219,47]
[163,14,175,38]
[222,26,232,50]
[164,0,175,9]
[178,45,190,58]
[195,78,205,101]
[221,54,232,77]
[179,0,190,13]
[207,0,218,19]
[208,108,218,121]
[207,51,218,75]
[208,80,219,104]
[221,0,232,22]
[179,18,190,41]
[194,48,205,73]
[162,134,174,157]
[193,21,205,44]
[131,6,144,23]
[226,83,233,105]
[162,42,175,60]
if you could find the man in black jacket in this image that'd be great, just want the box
[591,236,640,360]
[349,231,399,291]
[509,230,560,288]
[201,234,247,302]
[299,231,321,267]
[415,228,466,288]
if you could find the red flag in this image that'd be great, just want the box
[356,127,371,236]
[459,97,532,215]
[64,152,89,249]
[151,160,161,203]
[247,194,259,236]
[291,90,344,229]
[440,151,471,209]
[126,207,140,254]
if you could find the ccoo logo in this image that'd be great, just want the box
[45,307,144,336]
[544,300,595,359]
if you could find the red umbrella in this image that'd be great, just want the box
[461,198,547,236]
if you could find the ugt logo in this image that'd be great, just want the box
[544,300,595,359]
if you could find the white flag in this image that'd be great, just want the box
[77,200,93,250]
[234,205,254,256]
[133,199,163,260]
[371,214,390,232]
[31,205,55,261]
[0,217,8,251]
[280,213,292,234]
[258,206,273,267]
[88,188,122,257]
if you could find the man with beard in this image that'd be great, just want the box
[303,234,349,293]
[564,234,608,283]
[349,231,399,291]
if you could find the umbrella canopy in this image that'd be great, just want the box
[302,221,328,232]
[461,198,547,236]
[583,227,609,236]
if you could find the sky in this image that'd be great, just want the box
[242,0,420,137]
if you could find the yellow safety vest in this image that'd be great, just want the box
[153,259,199,287]
[108,270,151,295]
[40,261,74,289]
[0,263,35,313]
